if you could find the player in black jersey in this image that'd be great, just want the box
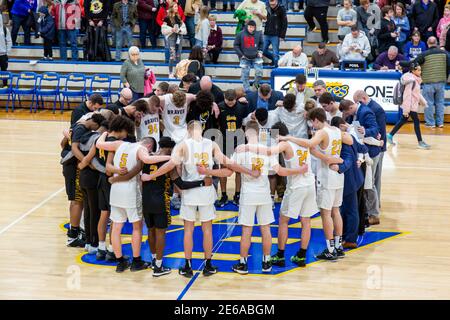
[78,115,136,261]
[137,137,213,277]
[216,89,248,207]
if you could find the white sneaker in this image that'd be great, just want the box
[88,246,98,254]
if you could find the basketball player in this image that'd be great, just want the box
[95,133,171,272]
[139,137,215,277]
[136,95,161,142]
[231,121,310,274]
[279,108,352,260]
[142,120,259,278]
[78,115,136,261]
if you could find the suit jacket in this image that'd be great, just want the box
[356,104,381,158]
[246,90,284,113]
[367,99,386,152]
[338,136,366,196]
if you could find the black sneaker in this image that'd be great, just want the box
[262,261,272,273]
[96,249,107,261]
[232,263,248,275]
[270,254,285,267]
[336,247,345,259]
[130,259,149,272]
[315,249,338,261]
[105,251,117,262]
[215,194,228,208]
[290,255,306,267]
[151,258,156,270]
[179,265,194,278]
[153,265,172,277]
[67,236,85,248]
[232,193,240,206]
[203,264,218,276]
[116,259,131,273]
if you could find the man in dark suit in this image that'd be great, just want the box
[354,90,386,206]
[340,98,381,226]
[246,83,284,113]
[331,117,367,248]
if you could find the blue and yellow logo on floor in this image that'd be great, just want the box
[63,204,404,275]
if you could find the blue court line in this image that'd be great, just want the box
[176,216,238,300]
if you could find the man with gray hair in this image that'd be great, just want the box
[278,45,309,67]
[373,46,404,71]
[312,79,327,105]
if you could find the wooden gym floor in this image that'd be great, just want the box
[0,110,450,300]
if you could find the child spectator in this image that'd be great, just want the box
[404,31,427,60]
[37,5,55,60]
[194,6,210,49]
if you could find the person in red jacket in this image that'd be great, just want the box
[138,0,158,49]
[156,0,185,63]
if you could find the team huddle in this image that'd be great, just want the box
[61,80,383,277]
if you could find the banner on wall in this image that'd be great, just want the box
[271,68,402,113]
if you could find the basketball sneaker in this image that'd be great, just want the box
[67,232,85,248]
[290,255,306,267]
[151,258,156,270]
[179,265,194,278]
[232,262,248,275]
[315,249,338,261]
[105,251,117,262]
[215,194,228,208]
[270,254,285,267]
[153,265,171,277]
[130,258,149,272]
[203,264,218,276]
[116,259,131,273]
[336,248,346,259]
[262,261,272,273]
[96,249,107,261]
[232,193,240,206]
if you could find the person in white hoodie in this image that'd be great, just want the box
[340,26,371,62]
[0,14,12,87]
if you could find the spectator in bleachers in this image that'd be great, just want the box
[373,45,404,71]
[356,0,380,61]
[11,0,37,46]
[187,46,205,79]
[0,14,12,87]
[52,0,81,61]
[437,5,450,40]
[341,26,371,62]
[120,46,145,101]
[377,5,397,54]
[263,0,287,67]
[411,0,439,41]
[71,93,104,125]
[157,0,186,63]
[278,45,308,67]
[236,0,267,32]
[234,20,264,92]
[194,5,210,49]
[392,3,410,53]
[84,0,111,61]
[337,0,357,42]
[112,0,137,62]
[287,74,315,107]
[182,0,201,47]
[246,83,284,112]
[222,0,235,12]
[188,75,224,103]
[108,87,133,111]
[161,2,186,78]
[206,14,223,64]
[310,42,339,68]
[304,0,330,43]
[37,5,55,61]
[404,31,427,60]
[137,0,158,49]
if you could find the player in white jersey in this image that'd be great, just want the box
[136,95,161,143]
[96,133,171,273]
[143,120,257,278]
[280,108,353,261]
[231,121,310,275]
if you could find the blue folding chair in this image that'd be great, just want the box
[86,74,112,105]
[0,71,13,112]
[61,73,86,114]
[12,72,38,112]
[35,72,61,113]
